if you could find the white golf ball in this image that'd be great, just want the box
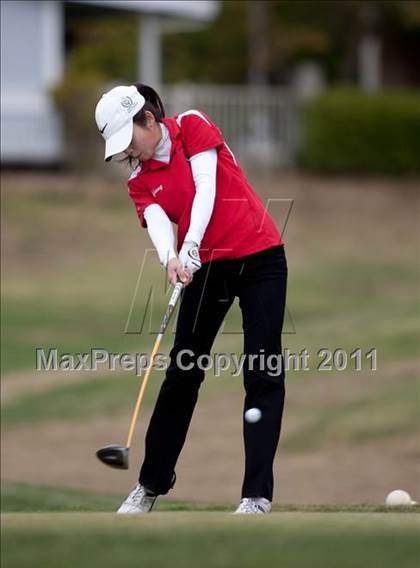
[385,489,417,506]
[244,408,262,423]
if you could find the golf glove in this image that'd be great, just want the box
[179,240,202,274]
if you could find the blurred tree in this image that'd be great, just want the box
[52,6,139,168]
[64,6,138,81]
[61,1,420,86]
[162,1,249,83]
[162,0,420,85]
[248,1,270,84]
[53,1,420,170]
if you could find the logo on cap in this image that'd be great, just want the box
[121,96,137,112]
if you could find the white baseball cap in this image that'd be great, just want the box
[95,85,145,161]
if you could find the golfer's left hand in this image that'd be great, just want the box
[167,258,192,287]
[179,241,202,275]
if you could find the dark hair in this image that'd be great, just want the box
[133,83,165,126]
[119,83,165,169]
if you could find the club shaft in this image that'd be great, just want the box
[125,332,163,449]
[125,282,183,449]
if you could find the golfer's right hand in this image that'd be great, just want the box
[167,258,193,287]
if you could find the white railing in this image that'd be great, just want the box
[161,85,299,170]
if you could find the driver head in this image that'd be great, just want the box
[96,444,129,470]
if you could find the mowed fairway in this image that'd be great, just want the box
[3,511,419,568]
[2,483,419,568]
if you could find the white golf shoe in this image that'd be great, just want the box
[233,497,272,514]
[117,483,157,514]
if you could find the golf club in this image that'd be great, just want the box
[96,281,184,469]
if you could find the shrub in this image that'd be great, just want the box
[299,89,420,174]
[52,73,109,169]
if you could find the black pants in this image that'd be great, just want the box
[139,244,288,501]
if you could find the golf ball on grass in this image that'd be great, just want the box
[385,489,417,506]
[244,408,262,423]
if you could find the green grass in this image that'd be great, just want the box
[1,360,240,426]
[286,258,420,363]
[2,484,419,568]
[3,255,417,373]
[282,371,420,451]
[3,175,419,376]
[2,511,419,568]
[1,285,185,375]
[1,482,121,513]
[4,482,420,515]
[0,481,230,513]
[3,364,419,452]
[2,174,419,510]
[1,374,155,424]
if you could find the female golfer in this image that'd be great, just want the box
[95,84,288,514]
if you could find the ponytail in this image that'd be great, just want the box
[133,83,165,125]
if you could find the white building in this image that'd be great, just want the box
[0,0,219,165]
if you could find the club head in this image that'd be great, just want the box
[96,444,129,470]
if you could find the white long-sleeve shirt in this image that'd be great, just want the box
[143,123,217,267]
